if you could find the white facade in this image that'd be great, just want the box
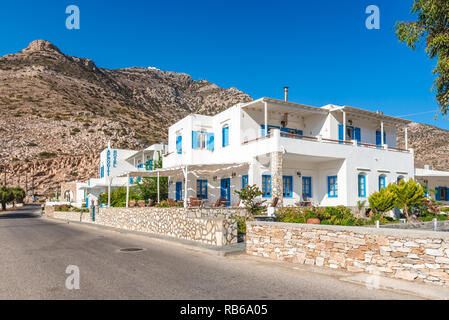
[79,143,165,207]
[162,98,414,207]
[415,166,449,204]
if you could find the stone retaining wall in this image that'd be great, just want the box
[44,206,240,246]
[247,221,449,286]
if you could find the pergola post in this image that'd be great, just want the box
[107,177,112,208]
[183,165,189,208]
[264,101,268,136]
[381,120,384,145]
[342,110,346,141]
[157,171,160,203]
[126,173,130,208]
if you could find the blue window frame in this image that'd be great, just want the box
[283,176,293,198]
[376,131,387,146]
[328,176,338,198]
[262,175,272,198]
[379,175,386,190]
[176,135,182,154]
[242,175,249,189]
[338,125,361,143]
[222,126,229,147]
[302,177,312,198]
[196,180,208,199]
[358,174,366,198]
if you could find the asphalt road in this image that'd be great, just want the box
[0,205,423,300]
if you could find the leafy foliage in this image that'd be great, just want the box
[368,187,397,215]
[0,186,25,211]
[395,0,449,115]
[389,179,426,220]
[99,187,141,208]
[135,177,168,202]
[234,185,266,216]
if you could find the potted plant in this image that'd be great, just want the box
[306,207,321,224]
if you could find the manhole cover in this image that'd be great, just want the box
[119,248,144,252]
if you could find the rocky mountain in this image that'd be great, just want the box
[398,122,449,171]
[0,40,252,196]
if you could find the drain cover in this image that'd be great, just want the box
[119,248,144,252]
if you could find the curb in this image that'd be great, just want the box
[341,273,449,300]
[42,215,246,257]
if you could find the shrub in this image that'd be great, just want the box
[369,187,397,216]
[234,185,266,216]
[389,179,426,221]
[276,206,368,226]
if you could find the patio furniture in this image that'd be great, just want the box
[147,199,154,207]
[188,197,202,207]
[129,200,136,208]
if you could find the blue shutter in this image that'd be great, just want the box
[384,132,387,145]
[297,130,303,136]
[205,181,208,199]
[355,127,361,143]
[222,126,229,147]
[338,124,344,141]
[192,131,198,149]
[328,176,332,196]
[261,125,266,137]
[242,175,248,189]
[176,135,182,154]
[436,187,441,201]
[207,133,214,151]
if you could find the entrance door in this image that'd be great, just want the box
[176,182,182,201]
[220,178,231,207]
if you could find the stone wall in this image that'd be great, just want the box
[247,221,449,286]
[44,206,240,246]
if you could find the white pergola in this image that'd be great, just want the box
[122,163,249,208]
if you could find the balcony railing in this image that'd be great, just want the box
[242,131,411,153]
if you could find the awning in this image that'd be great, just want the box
[122,162,250,178]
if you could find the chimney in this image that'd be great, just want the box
[284,87,289,102]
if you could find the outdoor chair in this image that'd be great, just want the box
[167,198,176,207]
[147,200,154,207]
[129,200,136,208]
[188,197,202,207]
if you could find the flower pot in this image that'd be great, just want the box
[307,218,321,225]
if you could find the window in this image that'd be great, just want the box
[376,131,387,146]
[379,175,386,191]
[283,176,293,198]
[262,175,272,198]
[242,175,249,189]
[192,131,208,149]
[196,180,208,199]
[358,174,366,198]
[338,125,361,143]
[302,177,312,198]
[222,126,229,147]
[176,135,182,154]
[328,176,338,198]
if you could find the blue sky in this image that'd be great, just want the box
[0,0,445,128]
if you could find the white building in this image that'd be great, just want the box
[133,97,415,208]
[79,143,166,207]
[415,165,449,204]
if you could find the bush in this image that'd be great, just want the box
[276,206,368,226]
[234,185,266,216]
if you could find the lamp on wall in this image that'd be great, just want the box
[296,171,302,178]
[213,176,217,181]
[232,172,236,178]
[348,119,353,126]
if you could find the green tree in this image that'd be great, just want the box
[390,179,426,221]
[368,187,397,216]
[11,187,26,207]
[395,0,449,115]
[234,185,265,216]
[136,177,168,202]
[0,187,14,211]
[99,187,140,208]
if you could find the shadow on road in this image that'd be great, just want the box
[0,204,42,220]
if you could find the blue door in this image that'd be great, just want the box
[220,178,231,207]
[176,182,182,201]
